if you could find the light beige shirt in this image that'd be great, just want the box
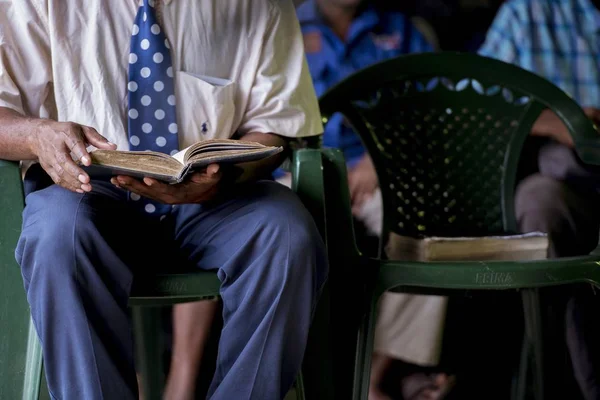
[0,0,323,152]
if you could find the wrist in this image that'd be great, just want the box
[25,118,47,159]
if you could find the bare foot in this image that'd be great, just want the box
[368,386,393,400]
[401,373,455,400]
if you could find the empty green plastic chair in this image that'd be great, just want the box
[317,52,600,400]
[0,147,334,399]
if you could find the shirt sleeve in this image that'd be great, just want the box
[477,1,524,65]
[237,0,324,139]
[0,1,54,118]
[408,17,436,53]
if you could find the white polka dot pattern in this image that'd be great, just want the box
[153,81,164,91]
[127,0,179,215]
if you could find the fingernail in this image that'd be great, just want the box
[76,189,84,194]
[117,177,126,184]
[81,156,91,165]
[78,174,87,183]
[108,141,116,146]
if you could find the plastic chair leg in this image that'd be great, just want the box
[132,306,165,400]
[521,289,545,400]
[353,292,380,400]
[22,318,44,400]
[512,332,530,400]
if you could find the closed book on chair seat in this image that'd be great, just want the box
[385,232,549,262]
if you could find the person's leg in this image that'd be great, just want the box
[515,173,600,399]
[16,172,167,400]
[515,173,600,258]
[164,299,219,400]
[172,181,328,400]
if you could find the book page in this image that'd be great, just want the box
[180,139,270,164]
[90,150,184,176]
[172,145,194,165]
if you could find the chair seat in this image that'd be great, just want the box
[373,254,600,294]
[129,270,221,306]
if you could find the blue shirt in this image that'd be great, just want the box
[297,1,433,167]
[478,0,600,107]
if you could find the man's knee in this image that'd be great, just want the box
[16,186,93,286]
[515,174,570,233]
[248,182,327,283]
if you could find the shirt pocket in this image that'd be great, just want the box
[175,72,236,145]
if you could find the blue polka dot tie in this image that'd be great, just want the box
[127,0,179,216]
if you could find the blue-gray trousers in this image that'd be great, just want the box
[16,166,328,400]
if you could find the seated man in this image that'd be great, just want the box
[479,0,600,398]
[294,1,452,399]
[0,1,327,399]
[166,1,451,400]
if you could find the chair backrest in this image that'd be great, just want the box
[319,52,600,239]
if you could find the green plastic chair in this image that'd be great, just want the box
[316,52,600,400]
[0,148,335,399]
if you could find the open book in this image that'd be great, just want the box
[84,139,283,183]
[385,232,549,261]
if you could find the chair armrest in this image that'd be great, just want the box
[0,159,24,261]
[291,148,327,239]
[372,255,600,296]
[320,148,362,260]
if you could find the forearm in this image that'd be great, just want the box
[236,131,289,182]
[0,107,40,160]
[531,109,574,147]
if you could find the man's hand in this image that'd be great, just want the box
[532,107,600,147]
[348,154,379,213]
[29,120,116,193]
[111,164,222,205]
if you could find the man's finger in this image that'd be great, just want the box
[115,176,170,203]
[58,144,91,184]
[82,125,117,150]
[206,163,220,175]
[189,169,222,184]
[143,177,176,196]
[47,164,85,193]
[62,124,92,166]
[53,149,91,191]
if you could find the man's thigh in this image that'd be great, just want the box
[171,180,325,273]
[18,167,174,276]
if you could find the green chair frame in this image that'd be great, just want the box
[317,52,600,400]
[0,148,335,399]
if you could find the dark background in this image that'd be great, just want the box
[292,0,506,51]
